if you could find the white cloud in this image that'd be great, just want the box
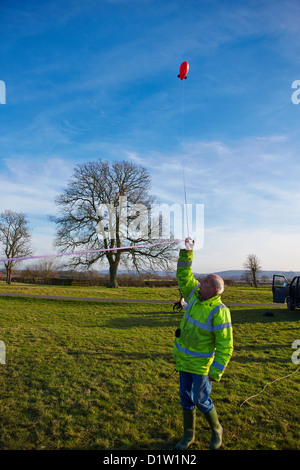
[192,225,300,274]
[0,157,74,243]
[1,132,299,271]
[124,133,300,271]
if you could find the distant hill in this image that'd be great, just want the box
[114,269,300,281]
[3,268,300,283]
[195,270,300,280]
[100,269,300,281]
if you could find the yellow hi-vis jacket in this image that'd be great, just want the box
[172,249,233,381]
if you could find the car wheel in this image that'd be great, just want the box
[287,297,295,310]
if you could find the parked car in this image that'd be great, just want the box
[272,274,300,310]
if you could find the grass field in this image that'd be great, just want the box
[0,280,275,303]
[0,282,299,450]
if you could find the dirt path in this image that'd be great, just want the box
[0,291,284,307]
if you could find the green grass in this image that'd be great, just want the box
[0,285,299,450]
[0,280,274,303]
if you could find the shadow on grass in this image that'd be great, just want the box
[230,308,300,325]
[103,310,180,330]
[104,307,300,330]
[231,345,293,365]
[66,347,176,367]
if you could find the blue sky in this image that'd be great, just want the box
[1,0,300,274]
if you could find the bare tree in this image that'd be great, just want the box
[0,210,33,284]
[22,259,58,284]
[37,258,58,281]
[243,253,261,288]
[240,270,252,286]
[22,265,40,284]
[50,159,178,287]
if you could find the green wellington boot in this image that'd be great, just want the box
[203,407,223,450]
[175,408,196,450]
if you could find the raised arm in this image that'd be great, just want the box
[176,238,198,300]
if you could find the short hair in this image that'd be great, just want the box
[208,274,224,295]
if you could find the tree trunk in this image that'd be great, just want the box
[6,265,12,285]
[252,270,258,288]
[109,263,119,288]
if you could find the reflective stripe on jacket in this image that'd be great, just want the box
[172,249,233,381]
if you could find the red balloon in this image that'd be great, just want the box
[178,61,189,80]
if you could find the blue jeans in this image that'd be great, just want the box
[179,371,213,414]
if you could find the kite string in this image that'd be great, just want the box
[181,79,190,239]
[0,238,185,264]
[239,367,300,408]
